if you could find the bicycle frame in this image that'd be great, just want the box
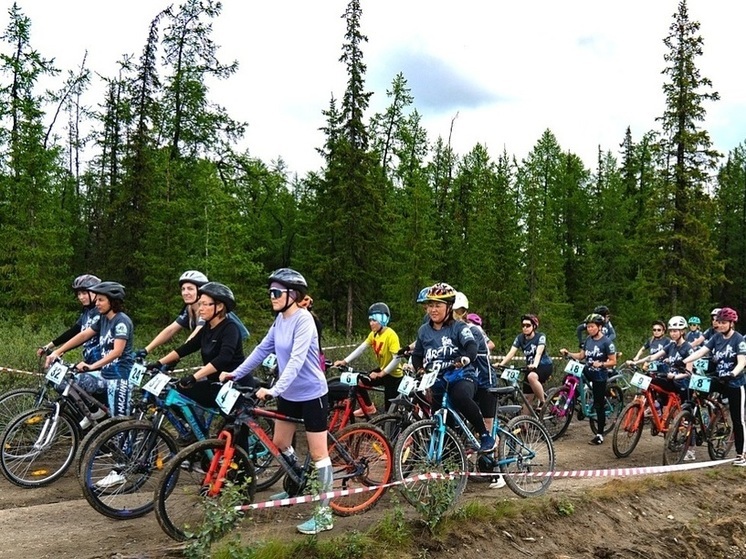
[327,366,384,432]
[625,381,681,435]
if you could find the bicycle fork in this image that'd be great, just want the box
[205,430,237,497]
[30,403,62,454]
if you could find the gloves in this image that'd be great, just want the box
[396,347,411,357]
[146,361,170,373]
[179,374,197,388]
[135,348,149,359]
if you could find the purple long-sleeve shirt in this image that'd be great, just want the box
[231,308,327,402]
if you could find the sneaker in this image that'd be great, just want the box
[589,434,604,445]
[270,491,290,500]
[733,454,746,466]
[479,433,496,453]
[95,470,126,488]
[353,404,377,418]
[489,475,506,489]
[297,508,333,534]
[684,449,697,461]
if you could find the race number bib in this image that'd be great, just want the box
[689,373,711,393]
[397,375,417,395]
[262,354,277,369]
[129,363,146,386]
[630,372,652,391]
[564,359,584,378]
[500,368,521,384]
[418,372,438,391]
[647,361,659,372]
[143,373,171,396]
[45,361,68,386]
[216,381,241,414]
[339,372,359,386]
[693,359,709,374]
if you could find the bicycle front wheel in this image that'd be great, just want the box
[662,409,694,465]
[370,412,411,446]
[707,404,735,460]
[76,416,130,481]
[154,438,256,541]
[80,419,179,519]
[393,419,468,510]
[589,383,625,435]
[611,401,644,458]
[328,423,392,516]
[0,388,47,431]
[540,387,573,440]
[0,407,79,487]
[498,415,554,497]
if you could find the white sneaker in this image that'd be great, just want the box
[489,475,506,489]
[684,450,696,461]
[95,470,126,488]
[733,454,746,466]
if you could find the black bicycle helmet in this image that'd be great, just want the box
[584,313,605,326]
[179,270,208,287]
[198,282,236,312]
[72,274,101,291]
[89,281,126,301]
[268,268,308,296]
[593,305,610,317]
[368,302,391,319]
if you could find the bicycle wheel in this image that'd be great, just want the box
[393,419,468,510]
[589,383,625,435]
[662,409,694,465]
[611,401,644,458]
[498,415,555,498]
[246,416,283,491]
[0,407,79,487]
[540,387,573,440]
[154,438,256,541]
[76,416,130,481]
[370,412,411,446]
[0,388,46,430]
[80,419,179,519]
[707,404,735,460]
[328,423,392,516]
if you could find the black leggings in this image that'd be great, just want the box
[586,378,607,435]
[725,384,746,456]
[432,378,487,435]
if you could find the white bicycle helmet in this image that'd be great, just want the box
[667,316,687,330]
[179,270,208,287]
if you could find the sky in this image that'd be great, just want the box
[10,0,746,177]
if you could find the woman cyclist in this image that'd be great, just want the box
[560,313,617,445]
[411,283,495,453]
[630,320,670,363]
[333,302,403,415]
[150,282,247,409]
[220,268,332,535]
[684,307,746,465]
[466,312,495,352]
[38,274,102,364]
[576,305,616,347]
[686,316,703,345]
[498,313,553,410]
[690,308,720,350]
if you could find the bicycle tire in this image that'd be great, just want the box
[662,409,694,465]
[707,404,735,460]
[328,423,392,516]
[370,412,411,446]
[498,415,554,497]
[80,419,179,519]
[589,383,625,435]
[76,416,130,481]
[0,407,79,487]
[154,437,256,541]
[540,387,573,440]
[0,388,47,431]
[393,419,468,511]
[246,415,284,491]
[611,401,644,458]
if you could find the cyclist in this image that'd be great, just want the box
[411,283,495,453]
[136,270,249,359]
[629,320,670,364]
[686,316,703,345]
[560,313,617,445]
[45,281,135,420]
[149,282,247,409]
[498,314,553,410]
[691,308,720,350]
[466,312,495,352]
[333,302,403,415]
[576,305,616,347]
[38,274,102,364]
[220,268,333,534]
[684,307,746,465]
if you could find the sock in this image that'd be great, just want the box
[315,457,333,508]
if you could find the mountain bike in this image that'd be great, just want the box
[540,358,625,440]
[393,368,554,511]
[153,382,393,541]
[326,364,384,432]
[0,355,52,431]
[611,364,683,458]
[0,359,112,487]
[663,372,734,464]
[369,365,432,446]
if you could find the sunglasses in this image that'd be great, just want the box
[268,288,290,299]
[521,323,533,328]
[652,328,663,332]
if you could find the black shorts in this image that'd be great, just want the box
[277,394,329,433]
[522,364,553,394]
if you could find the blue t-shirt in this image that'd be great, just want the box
[512,331,553,368]
[685,330,703,344]
[77,307,101,363]
[91,312,135,380]
[583,335,616,382]
[414,320,477,384]
[705,331,746,388]
[467,323,493,388]
[645,336,670,355]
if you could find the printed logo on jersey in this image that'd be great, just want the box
[115,323,129,337]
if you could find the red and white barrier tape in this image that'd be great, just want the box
[235,457,734,512]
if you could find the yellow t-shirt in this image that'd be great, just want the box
[365,327,403,378]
